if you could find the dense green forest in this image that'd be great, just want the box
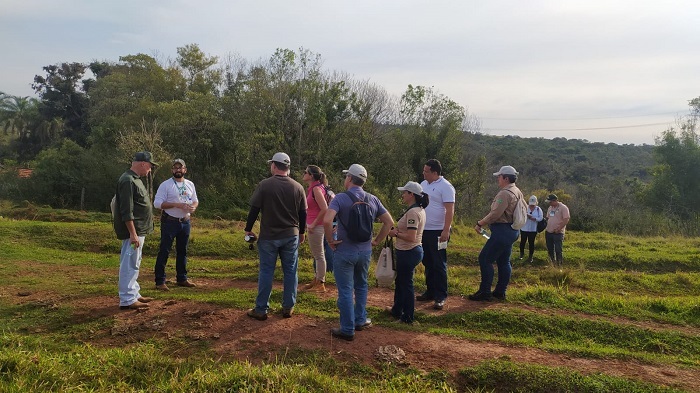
[1,45,699,235]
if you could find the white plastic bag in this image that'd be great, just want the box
[375,238,396,288]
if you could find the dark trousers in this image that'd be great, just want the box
[420,230,448,301]
[519,231,537,258]
[478,223,519,294]
[391,246,423,323]
[545,232,565,264]
[155,218,191,285]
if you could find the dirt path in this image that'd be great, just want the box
[6,276,698,391]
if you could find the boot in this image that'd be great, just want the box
[303,278,318,291]
[307,280,326,293]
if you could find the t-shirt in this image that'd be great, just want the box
[154,178,198,219]
[395,206,425,251]
[546,202,570,234]
[420,176,456,231]
[113,169,154,240]
[305,181,327,225]
[329,186,387,252]
[250,175,307,240]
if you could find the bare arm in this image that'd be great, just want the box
[372,211,394,246]
[440,202,455,242]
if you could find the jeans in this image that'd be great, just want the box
[545,232,565,264]
[478,223,519,295]
[154,218,191,285]
[332,249,372,335]
[254,236,299,314]
[420,230,448,301]
[118,236,145,306]
[391,246,423,323]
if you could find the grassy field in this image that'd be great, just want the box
[0,204,698,392]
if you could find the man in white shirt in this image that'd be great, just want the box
[418,159,456,310]
[153,158,199,291]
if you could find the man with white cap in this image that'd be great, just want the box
[153,158,199,291]
[470,165,524,301]
[323,163,394,341]
[245,152,307,321]
[418,158,456,310]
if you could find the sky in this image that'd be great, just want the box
[1,0,699,145]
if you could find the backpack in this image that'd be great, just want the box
[339,191,375,242]
[110,194,117,219]
[312,183,335,206]
[507,190,528,230]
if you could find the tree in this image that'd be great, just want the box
[642,97,700,219]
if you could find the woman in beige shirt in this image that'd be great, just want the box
[386,181,428,324]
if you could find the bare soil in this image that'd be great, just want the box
[5,277,699,391]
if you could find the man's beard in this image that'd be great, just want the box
[173,172,184,179]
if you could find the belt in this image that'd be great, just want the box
[162,213,189,223]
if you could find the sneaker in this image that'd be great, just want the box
[120,301,149,310]
[177,280,196,288]
[518,253,524,260]
[468,291,494,302]
[282,307,294,318]
[416,293,434,302]
[330,327,354,341]
[246,309,268,321]
[355,319,372,331]
[527,257,533,263]
[433,300,445,310]
[155,284,170,291]
[492,292,506,301]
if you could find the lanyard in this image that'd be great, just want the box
[173,178,187,195]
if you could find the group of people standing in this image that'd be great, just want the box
[112,151,569,340]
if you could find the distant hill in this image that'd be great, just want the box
[464,133,655,190]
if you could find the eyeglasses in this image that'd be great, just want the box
[172,165,184,170]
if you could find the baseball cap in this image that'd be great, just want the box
[493,165,518,176]
[267,152,291,166]
[546,194,558,201]
[133,151,158,167]
[172,158,186,167]
[528,195,538,205]
[397,181,423,195]
[342,164,368,180]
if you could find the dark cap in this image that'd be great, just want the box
[546,194,558,201]
[134,151,158,167]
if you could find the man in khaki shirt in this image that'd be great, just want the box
[545,194,570,267]
[470,165,524,301]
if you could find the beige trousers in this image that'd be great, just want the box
[308,225,327,282]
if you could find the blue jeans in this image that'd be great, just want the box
[332,249,372,335]
[421,230,448,301]
[478,223,520,295]
[154,218,191,285]
[545,232,565,263]
[254,236,299,314]
[391,246,423,323]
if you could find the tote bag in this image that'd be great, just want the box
[375,238,396,287]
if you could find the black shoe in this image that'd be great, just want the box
[468,291,494,302]
[282,307,294,318]
[518,253,524,260]
[433,300,445,310]
[247,309,268,321]
[331,327,354,341]
[416,293,434,302]
[355,319,372,331]
[492,292,506,301]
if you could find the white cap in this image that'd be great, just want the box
[528,195,538,205]
[493,165,518,176]
[397,181,423,195]
[342,164,368,180]
[267,152,291,166]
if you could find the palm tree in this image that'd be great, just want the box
[0,92,40,140]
